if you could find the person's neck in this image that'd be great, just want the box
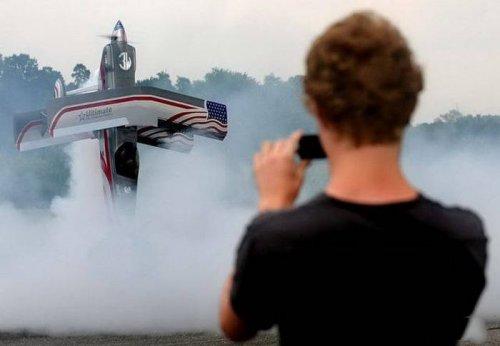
[324,142,418,204]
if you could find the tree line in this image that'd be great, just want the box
[0,53,498,207]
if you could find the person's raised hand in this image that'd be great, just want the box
[253,131,309,212]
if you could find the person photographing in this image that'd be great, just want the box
[220,11,487,345]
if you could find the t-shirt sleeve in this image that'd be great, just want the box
[230,221,277,330]
[465,212,488,270]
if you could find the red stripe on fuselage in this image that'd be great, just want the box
[100,129,113,191]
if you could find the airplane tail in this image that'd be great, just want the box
[55,77,100,98]
[54,79,65,98]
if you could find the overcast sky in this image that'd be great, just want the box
[0,0,498,122]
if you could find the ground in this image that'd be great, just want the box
[1,326,500,345]
[0,332,276,345]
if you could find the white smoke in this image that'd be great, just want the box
[402,141,500,342]
[0,138,250,334]
[0,129,498,343]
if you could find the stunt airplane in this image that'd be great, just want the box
[14,21,228,212]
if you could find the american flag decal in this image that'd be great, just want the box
[204,100,228,139]
[206,101,227,124]
[167,100,227,140]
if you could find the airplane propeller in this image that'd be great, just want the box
[97,34,139,44]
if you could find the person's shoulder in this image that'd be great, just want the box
[244,194,347,251]
[249,194,339,229]
[413,195,487,241]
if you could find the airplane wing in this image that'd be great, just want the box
[46,86,228,140]
[14,109,93,152]
[14,86,227,152]
[137,122,194,153]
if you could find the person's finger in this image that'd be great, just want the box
[284,130,304,154]
[261,141,272,154]
[290,130,303,146]
[273,139,287,154]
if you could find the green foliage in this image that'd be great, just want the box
[137,71,175,90]
[0,54,62,114]
[435,109,464,123]
[0,53,70,208]
[407,114,500,154]
[67,63,91,90]
[0,147,70,208]
[175,76,192,94]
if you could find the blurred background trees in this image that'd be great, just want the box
[0,54,69,208]
[67,63,91,90]
[0,53,498,208]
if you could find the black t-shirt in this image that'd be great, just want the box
[230,194,487,345]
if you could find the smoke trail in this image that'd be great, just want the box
[0,138,251,334]
[0,124,498,343]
